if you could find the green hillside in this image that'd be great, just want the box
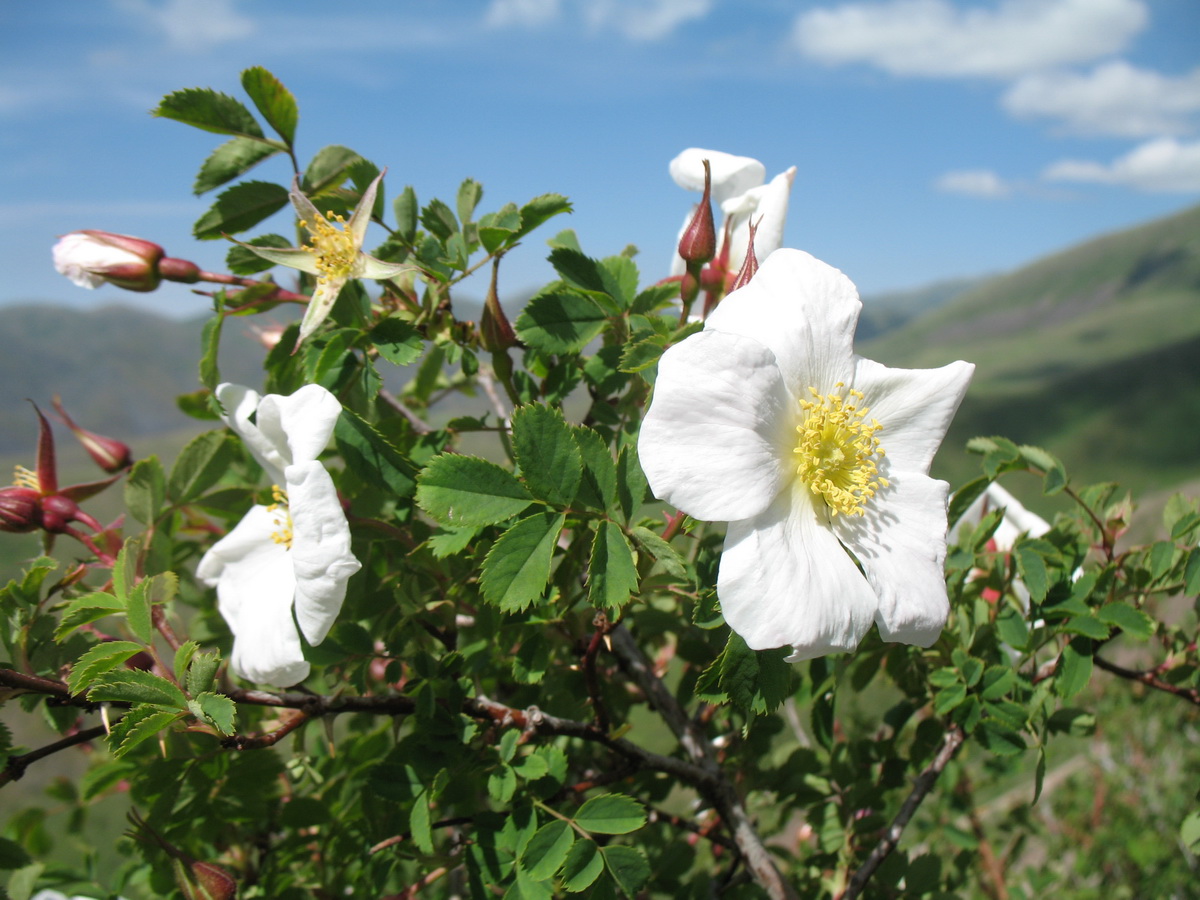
[861,203,1200,493]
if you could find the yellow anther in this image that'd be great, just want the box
[302,212,357,284]
[13,465,39,489]
[793,383,887,517]
[267,484,293,549]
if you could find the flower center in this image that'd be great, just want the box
[301,212,357,283]
[267,485,293,549]
[793,383,887,517]
[13,466,39,490]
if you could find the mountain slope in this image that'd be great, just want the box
[860,203,1200,492]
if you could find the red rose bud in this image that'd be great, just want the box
[53,230,164,292]
[53,396,132,472]
[677,158,716,265]
[480,259,517,352]
[40,493,88,534]
[159,257,201,283]
[0,486,41,533]
[729,216,761,293]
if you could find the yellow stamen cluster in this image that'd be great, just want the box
[267,484,293,548]
[300,211,357,283]
[13,465,39,489]
[793,383,888,517]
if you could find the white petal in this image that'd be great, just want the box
[639,330,794,522]
[286,461,360,646]
[296,276,345,345]
[852,357,974,475]
[705,249,859,394]
[235,243,322,276]
[833,475,952,648]
[669,148,766,206]
[290,180,324,234]
[255,384,342,469]
[348,170,385,249]
[197,506,310,686]
[215,383,289,485]
[719,486,878,660]
[356,253,417,281]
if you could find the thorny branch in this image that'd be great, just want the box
[839,723,967,900]
[1093,655,1200,707]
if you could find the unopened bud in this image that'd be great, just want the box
[159,257,201,283]
[480,259,517,352]
[53,230,164,292]
[677,159,716,265]
[728,216,761,293]
[174,859,238,900]
[0,486,41,533]
[53,396,132,472]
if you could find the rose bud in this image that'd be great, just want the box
[0,486,41,533]
[53,230,164,292]
[53,396,132,472]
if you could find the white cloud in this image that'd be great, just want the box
[486,0,561,28]
[1043,137,1200,192]
[792,0,1147,79]
[935,169,1012,198]
[1003,61,1200,137]
[115,0,255,51]
[584,0,714,41]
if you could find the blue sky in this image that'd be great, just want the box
[2,0,1199,318]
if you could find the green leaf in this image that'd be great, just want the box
[421,198,459,241]
[628,526,688,580]
[1056,637,1093,698]
[54,592,123,640]
[125,455,165,524]
[416,454,533,527]
[108,705,183,758]
[522,820,574,881]
[226,233,292,275]
[241,66,298,146]
[515,292,608,354]
[1,556,57,607]
[1148,540,1176,582]
[598,255,638,310]
[1014,541,1050,605]
[601,845,649,897]
[0,835,32,871]
[1062,615,1109,640]
[193,136,281,194]
[1047,707,1096,737]
[949,476,990,528]
[188,692,236,735]
[186,651,221,696]
[698,632,794,715]
[561,838,604,892]
[480,513,565,612]
[67,641,146,696]
[200,312,224,390]
[511,404,582,507]
[1184,548,1200,596]
[394,185,419,243]
[575,794,646,835]
[154,87,266,140]
[125,581,153,645]
[168,430,234,503]
[616,444,647,523]
[457,178,484,226]
[574,426,617,512]
[630,282,678,315]
[478,202,521,252]
[88,669,188,710]
[1181,811,1200,853]
[193,180,290,240]
[587,522,638,611]
[113,537,139,603]
[370,318,424,366]
[488,764,517,804]
[980,666,1015,700]
[618,337,666,374]
[302,144,365,195]
[334,408,418,499]
[934,682,967,715]
[549,248,608,296]
[516,193,572,239]
[1096,602,1154,639]
[173,640,199,683]
[976,720,1026,756]
[409,791,434,855]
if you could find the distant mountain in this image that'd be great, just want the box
[861,203,1200,493]
[0,302,269,455]
[857,275,988,342]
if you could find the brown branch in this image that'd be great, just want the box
[1093,655,1200,706]
[1,724,108,787]
[839,724,966,900]
[0,667,71,698]
[582,613,612,733]
[608,626,800,900]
